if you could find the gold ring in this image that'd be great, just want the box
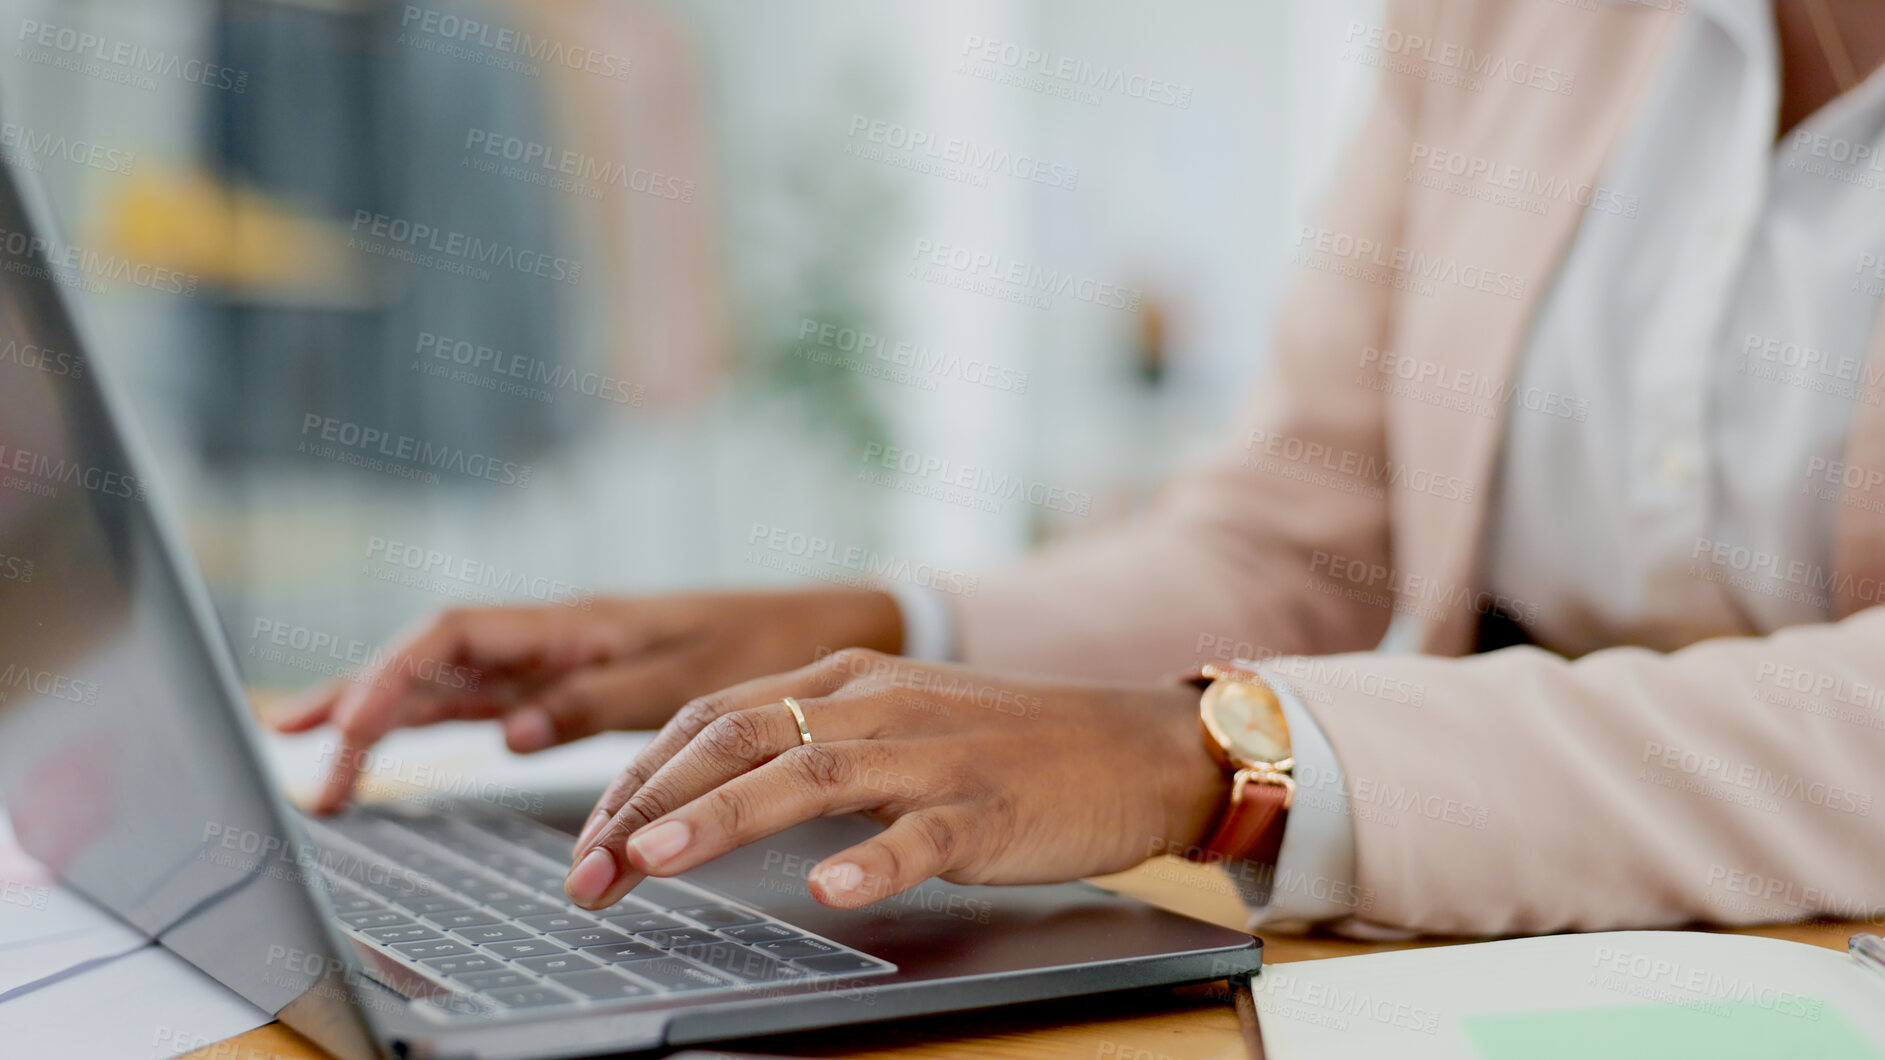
[782,697,813,745]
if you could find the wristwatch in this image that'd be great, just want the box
[1184,663,1294,891]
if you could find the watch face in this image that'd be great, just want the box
[1202,679,1291,766]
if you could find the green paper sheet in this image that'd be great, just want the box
[1465,1001,1879,1060]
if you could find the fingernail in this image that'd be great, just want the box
[627,820,691,870]
[815,861,864,897]
[574,810,608,855]
[565,848,617,907]
[505,708,556,753]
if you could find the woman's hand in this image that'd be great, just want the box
[561,648,1230,911]
[271,589,902,814]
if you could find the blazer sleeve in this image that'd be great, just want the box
[1281,608,1885,935]
[953,0,1439,681]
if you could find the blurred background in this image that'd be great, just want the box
[0,0,1380,691]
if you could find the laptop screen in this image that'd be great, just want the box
[0,153,379,1057]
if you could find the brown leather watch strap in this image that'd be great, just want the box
[1188,769,1292,903]
[1203,772,1290,865]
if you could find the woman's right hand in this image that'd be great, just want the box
[270,588,904,814]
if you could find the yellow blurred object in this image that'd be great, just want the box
[93,166,378,306]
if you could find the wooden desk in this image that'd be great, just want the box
[186,856,1864,1060]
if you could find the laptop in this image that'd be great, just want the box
[0,148,1262,1058]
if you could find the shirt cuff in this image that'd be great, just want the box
[883,582,960,662]
[1228,664,1364,929]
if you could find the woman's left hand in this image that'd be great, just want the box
[561,648,1230,911]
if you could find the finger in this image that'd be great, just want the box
[568,739,890,910]
[270,680,344,732]
[503,660,693,754]
[571,660,852,862]
[809,808,971,909]
[565,690,827,901]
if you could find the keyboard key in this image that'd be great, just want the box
[483,939,565,960]
[605,912,685,934]
[617,957,732,992]
[550,928,639,950]
[550,969,654,1000]
[586,941,665,963]
[327,893,382,914]
[672,943,803,982]
[676,904,762,928]
[365,924,440,944]
[626,878,701,907]
[755,938,841,960]
[518,953,600,976]
[424,908,501,930]
[638,929,722,949]
[456,969,534,992]
[460,884,519,905]
[520,912,599,934]
[387,894,464,916]
[486,987,576,1010]
[452,924,532,945]
[393,939,473,960]
[341,910,412,929]
[719,923,798,944]
[422,954,502,977]
[795,952,886,975]
[488,896,557,918]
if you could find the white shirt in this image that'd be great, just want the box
[896,0,1885,927]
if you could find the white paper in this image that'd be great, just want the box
[1255,930,1885,1059]
[0,813,269,1059]
[264,723,658,817]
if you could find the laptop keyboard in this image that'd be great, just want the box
[303,807,894,1017]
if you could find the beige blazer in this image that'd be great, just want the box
[955,0,1885,935]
